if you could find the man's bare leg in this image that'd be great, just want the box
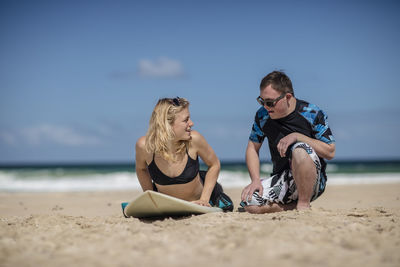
[291,147,317,210]
[244,202,297,214]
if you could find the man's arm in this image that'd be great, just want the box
[277,132,335,159]
[241,140,264,201]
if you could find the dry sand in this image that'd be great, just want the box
[1,183,400,267]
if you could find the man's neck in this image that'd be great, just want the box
[288,97,297,113]
[280,97,296,118]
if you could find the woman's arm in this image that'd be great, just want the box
[135,136,154,191]
[191,131,220,206]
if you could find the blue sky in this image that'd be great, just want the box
[1,0,399,163]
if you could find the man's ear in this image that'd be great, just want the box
[286,93,293,107]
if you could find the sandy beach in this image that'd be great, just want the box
[1,183,400,267]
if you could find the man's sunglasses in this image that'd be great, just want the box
[256,93,286,108]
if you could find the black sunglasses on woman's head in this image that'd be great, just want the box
[172,97,181,106]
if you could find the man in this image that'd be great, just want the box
[241,71,335,213]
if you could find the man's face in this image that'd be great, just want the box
[259,85,289,119]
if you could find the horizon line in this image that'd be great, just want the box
[1,157,400,168]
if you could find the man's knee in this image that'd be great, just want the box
[291,147,314,167]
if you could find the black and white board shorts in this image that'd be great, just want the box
[242,142,327,206]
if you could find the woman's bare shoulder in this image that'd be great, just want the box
[136,136,153,164]
[190,130,207,146]
[190,130,202,140]
[136,136,146,151]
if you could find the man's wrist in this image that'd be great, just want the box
[251,178,261,184]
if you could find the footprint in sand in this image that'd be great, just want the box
[51,205,64,211]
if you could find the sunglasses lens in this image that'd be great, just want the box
[265,101,273,107]
[257,97,273,107]
[172,97,180,106]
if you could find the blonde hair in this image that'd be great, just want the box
[145,97,190,161]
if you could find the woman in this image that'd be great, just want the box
[135,97,233,210]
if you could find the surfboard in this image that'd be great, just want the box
[124,190,222,218]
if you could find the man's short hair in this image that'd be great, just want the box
[260,71,294,96]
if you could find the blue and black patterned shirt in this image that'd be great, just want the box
[249,99,335,175]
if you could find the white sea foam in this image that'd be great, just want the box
[218,171,249,188]
[0,171,140,192]
[326,173,400,185]
[219,171,400,187]
[0,170,400,192]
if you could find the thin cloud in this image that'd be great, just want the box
[22,124,101,146]
[0,131,16,145]
[138,57,185,78]
[109,71,135,80]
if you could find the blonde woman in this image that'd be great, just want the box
[134,97,233,210]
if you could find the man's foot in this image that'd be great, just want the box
[296,202,311,210]
[244,202,297,214]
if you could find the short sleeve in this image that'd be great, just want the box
[313,110,335,144]
[249,107,268,143]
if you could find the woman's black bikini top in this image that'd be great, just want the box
[147,150,199,185]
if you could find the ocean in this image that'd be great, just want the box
[1,160,400,192]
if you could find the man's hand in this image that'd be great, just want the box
[241,180,263,202]
[277,133,297,157]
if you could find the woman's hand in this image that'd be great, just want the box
[191,130,220,207]
[192,199,211,207]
